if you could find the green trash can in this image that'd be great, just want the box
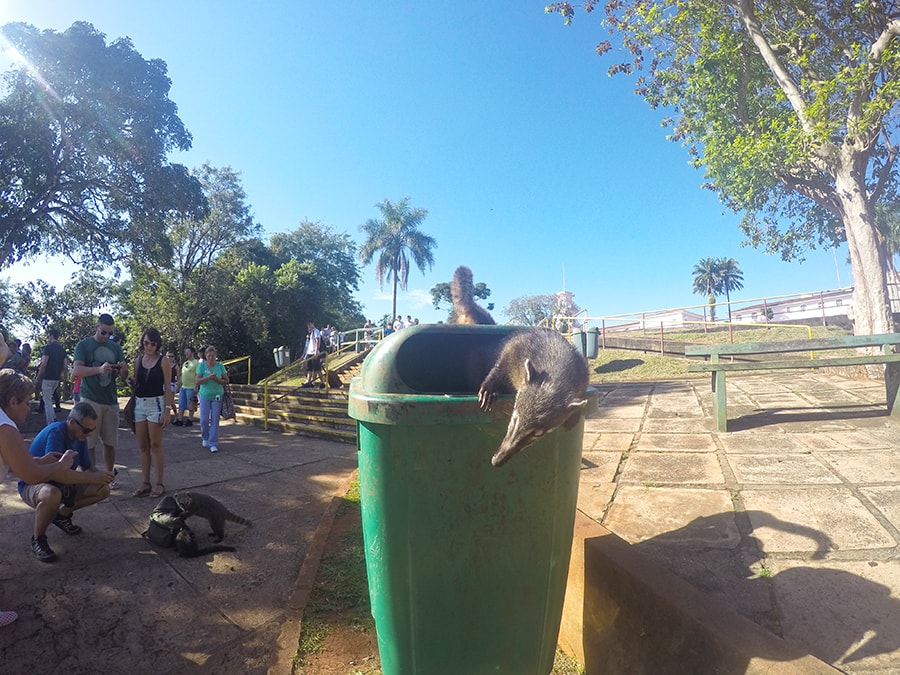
[586,327,599,359]
[570,329,586,358]
[348,324,597,675]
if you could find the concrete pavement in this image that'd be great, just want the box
[3,370,899,674]
[0,407,358,675]
[578,371,900,674]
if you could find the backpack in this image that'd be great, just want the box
[143,495,189,548]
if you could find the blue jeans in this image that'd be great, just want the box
[199,396,222,447]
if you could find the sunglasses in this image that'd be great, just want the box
[74,418,97,434]
[98,329,112,337]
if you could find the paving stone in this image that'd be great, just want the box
[817,452,900,484]
[582,431,633,452]
[822,430,893,450]
[767,558,900,673]
[580,451,620,483]
[603,485,738,546]
[742,488,896,552]
[634,432,717,453]
[728,454,840,484]
[576,482,616,521]
[859,486,900,529]
[717,433,810,454]
[584,416,642,433]
[619,452,725,485]
[641,417,714,433]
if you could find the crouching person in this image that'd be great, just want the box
[18,402,114,562]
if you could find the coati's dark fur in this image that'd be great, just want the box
[450,265,589,466]
[173,492,253,543]
[173,528,237,558]
[451,266,496,325]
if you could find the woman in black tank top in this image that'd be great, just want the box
[131,328,173,499]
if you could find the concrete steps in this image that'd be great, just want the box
[230,384,355,443]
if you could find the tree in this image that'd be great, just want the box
[122,164,259,353]
[358,197,436,320]
[270,220,366,328]
[504,294,560,327]
[13,270,118,349]
[0,21,205,268]
[430,276,494,322]
[548,2,900,335]
[717,257,745,322]
[692,257,720,322]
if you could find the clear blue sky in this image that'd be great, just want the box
[0,0,852,327]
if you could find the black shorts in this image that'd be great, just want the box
[306,356,322,373]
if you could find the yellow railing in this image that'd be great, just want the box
[222,355,251,384]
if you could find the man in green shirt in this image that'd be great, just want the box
[72,314,128,487]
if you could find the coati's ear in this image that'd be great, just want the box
[523,358,538,383]
[563,399,588,429]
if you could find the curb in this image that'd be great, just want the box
[269,469,360,675]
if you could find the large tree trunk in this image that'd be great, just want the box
[836,161,893,335]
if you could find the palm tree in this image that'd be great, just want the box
[692,257,720,322]
[358,197,437,320]
[716,257,744,322]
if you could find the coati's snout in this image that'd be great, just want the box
[490,397,588,467]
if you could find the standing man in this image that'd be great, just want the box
[36,329,68,427]
[72,314,128,488]
[302,320,325,388]
[19,402,114,562]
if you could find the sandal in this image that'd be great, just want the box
[0,610,17,628]
[132,483,152,497]
[150,484,165,499]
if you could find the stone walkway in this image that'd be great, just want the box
[0,413,358,675]
[577,372,900,674]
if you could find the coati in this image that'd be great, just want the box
[478,328,589,466]
[173,492,253,543]
[173,528,237,558]
[451,265,590,466]
[451,265,496,325]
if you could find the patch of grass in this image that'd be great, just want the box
[589,349,698,382]
[295,481,374,672]
[552,648,585,674]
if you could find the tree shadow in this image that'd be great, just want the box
[594,359,645,374]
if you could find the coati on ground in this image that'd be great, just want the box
[450,265,590,467]
[173,492,253,543]
[173,528,237,558]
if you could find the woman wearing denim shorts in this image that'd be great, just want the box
[130,328,172,498]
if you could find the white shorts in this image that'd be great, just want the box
[134,396,165,424]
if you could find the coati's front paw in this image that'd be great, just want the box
[478,386,496,411]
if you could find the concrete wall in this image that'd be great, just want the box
[558,512,838,675]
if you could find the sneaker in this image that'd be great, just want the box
[0,610,17,628]
[202,440,209,448]
[210,445,218,453]
[172,419,183,427]
[184,419,193,427]
[31,535,56,562]
[108,480,120,490]
[52,514,83,535]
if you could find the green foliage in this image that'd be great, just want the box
[430,276,494,321]
[0,21,205,268]
[122,164,258,356]
[13,270,119,351]
[548,1,900,333]
[270,220,366,328]
[358,197,436,319]
[504,294,559,326]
